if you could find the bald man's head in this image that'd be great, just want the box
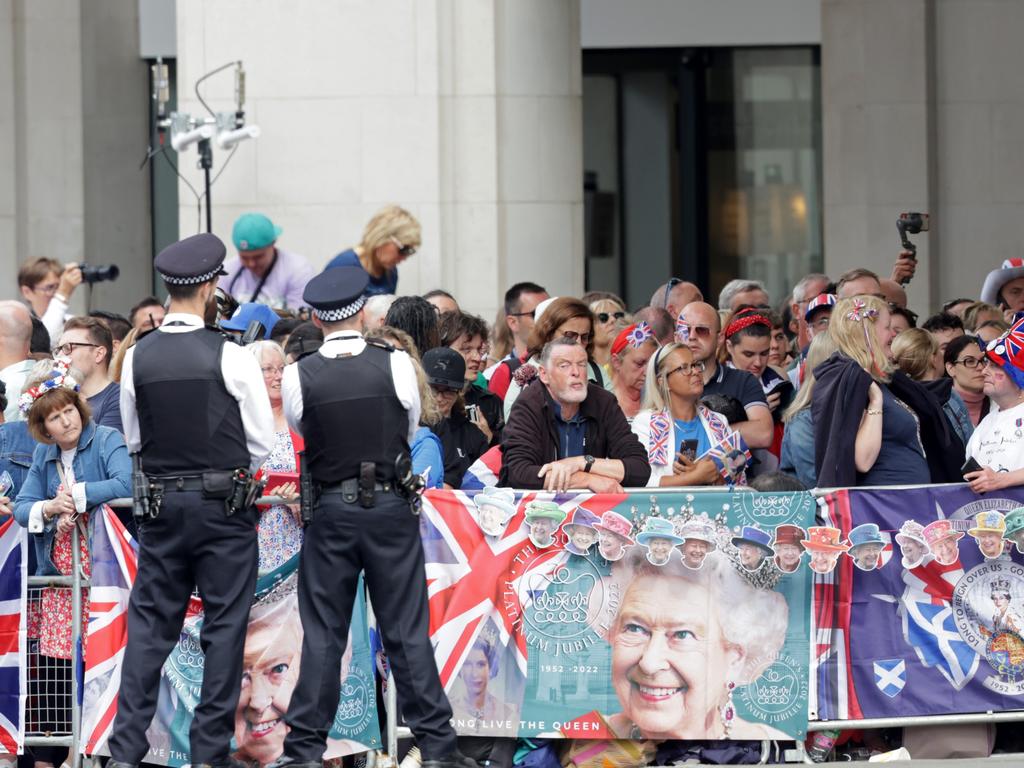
[652,280,703,320]
[0,301,32,358]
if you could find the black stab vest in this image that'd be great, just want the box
[133,328,249,476]
[297,343,409,484]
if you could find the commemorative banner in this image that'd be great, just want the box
[81,507,380,767]
[814,484,1024,722]
[421,488,814,741]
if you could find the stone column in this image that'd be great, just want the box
[821,0,937,311]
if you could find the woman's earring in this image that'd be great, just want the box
[720,680,736,739]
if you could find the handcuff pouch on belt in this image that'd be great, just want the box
[394,453,425,514]
[132,453,163,521]
[223,468,264,516]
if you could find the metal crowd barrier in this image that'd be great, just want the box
[24,524,86,768]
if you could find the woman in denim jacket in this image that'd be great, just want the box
[12,360,130,768]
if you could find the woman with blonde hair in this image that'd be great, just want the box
[892,328,974,445]
[780,333,837,488]
[631,342,732,487]
[323,204,420,295]
[812,296,964,486]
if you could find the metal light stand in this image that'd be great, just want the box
[156,61,259,234]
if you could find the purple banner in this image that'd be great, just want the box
[815,484,1024,721]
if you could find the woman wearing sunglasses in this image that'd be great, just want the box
[587,294,628,371]
[502,297,603,420]
[322,204,420,295]
[631,343,731,487]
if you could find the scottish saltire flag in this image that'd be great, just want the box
[0,518,26,754]
[873,659,906,698]
[815,485,1024,722]
[81,506,137,756]
[460,446,502,491]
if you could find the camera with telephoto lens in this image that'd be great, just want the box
[79,263,120,284]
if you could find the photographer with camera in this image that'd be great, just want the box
[18,258,79,346]
[17,258,119,347]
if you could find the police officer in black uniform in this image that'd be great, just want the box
[275,267,475,768]
[109,233,274,768]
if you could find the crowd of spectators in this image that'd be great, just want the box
[6,204,1024,518]
[9,201,1024,766]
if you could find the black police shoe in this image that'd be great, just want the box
[421,751,480,768]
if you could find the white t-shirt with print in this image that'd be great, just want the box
[967,401,1024,472]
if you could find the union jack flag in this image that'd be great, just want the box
[80,507,137,756]
[0,518,26,754]
[421,489,625,690]
[460,446,502,491]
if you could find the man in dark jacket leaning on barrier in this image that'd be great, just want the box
[499,337,650,491]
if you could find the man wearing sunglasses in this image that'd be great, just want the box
[677,302,773,450]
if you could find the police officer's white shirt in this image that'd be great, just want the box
[119,312,275,472]
[281,330,421,443]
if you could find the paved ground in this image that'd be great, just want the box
[805,757,1022,766]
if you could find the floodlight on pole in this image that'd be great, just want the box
[153,61,260,233]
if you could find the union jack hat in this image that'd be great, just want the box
[985,313,1024,389]
[981,258,1024,306]
[804,293,837,321]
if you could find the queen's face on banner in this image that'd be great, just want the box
[809,549,840,574]
[680,539,710,569]
[567,525,598,553]
[610,574,735,738]
[899,538,928,567]
[598,530,629,561]
[975,531,1004,560]
[931,535,960,566]
[645,537,674,565]
[773,543,802,573]
[528,518,557,547]
[602,549,789,740]
[234,618,302,766]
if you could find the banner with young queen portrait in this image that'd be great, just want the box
[814,484,1024,724]
[421,487,815,741]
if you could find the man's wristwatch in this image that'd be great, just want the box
[583,455,595,474]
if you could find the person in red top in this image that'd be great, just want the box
[488,282,548,401]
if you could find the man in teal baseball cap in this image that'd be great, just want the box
[219,212,316,310]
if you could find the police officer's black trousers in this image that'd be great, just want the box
[108,492,258,765]
[283,491,457,762]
